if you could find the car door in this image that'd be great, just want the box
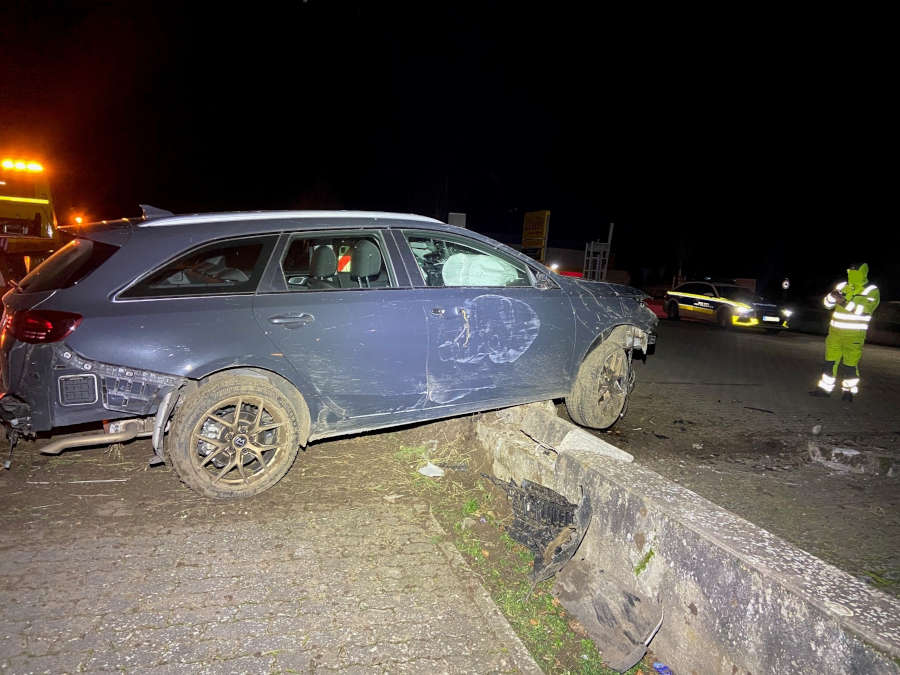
[252,229,428,421]
[395,230,574,407]
[692,282,719,322]
[673,283,716,322]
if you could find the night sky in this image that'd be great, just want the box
[2,2,895,299]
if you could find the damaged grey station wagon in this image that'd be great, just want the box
[1,210,657,498]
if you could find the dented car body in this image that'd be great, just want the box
[1,210,656,497]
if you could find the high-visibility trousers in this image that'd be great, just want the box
[825,327,865,372]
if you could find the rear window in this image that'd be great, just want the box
[120,235,276,299]
[18,238,119,293]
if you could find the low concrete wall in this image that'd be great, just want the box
[477,403,900,674]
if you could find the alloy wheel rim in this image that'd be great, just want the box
[190,396,286,486]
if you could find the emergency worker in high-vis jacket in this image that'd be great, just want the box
[812,263,879,401]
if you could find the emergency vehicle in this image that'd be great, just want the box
[665,279,792,332]
[0,158,60,282]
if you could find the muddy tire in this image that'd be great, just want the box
[565,340,630,430]
[169,374,305,499]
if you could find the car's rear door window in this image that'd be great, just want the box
[402,232,532,288]
[120,235,276,298]
[279,233,392,291]
[18,238,119,293]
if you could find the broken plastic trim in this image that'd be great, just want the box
[484,475,592,583]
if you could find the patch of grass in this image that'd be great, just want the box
[500,532,517,552]
[463,497,480,515]
[864,569,900,590]
[393,445,428,464]
[634,548,655,577]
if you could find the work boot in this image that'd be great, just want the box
[809,389,831,398]
[841,391,854,402]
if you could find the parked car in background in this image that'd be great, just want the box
[664,280,791,332]
[1,209,657,498]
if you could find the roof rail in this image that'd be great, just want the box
[139,204,175,220]
[135,210,443,227]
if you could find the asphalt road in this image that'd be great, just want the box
[638,318,899,435]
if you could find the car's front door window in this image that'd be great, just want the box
[403,233,531,288]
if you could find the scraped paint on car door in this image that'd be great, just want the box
[398,231,574,407]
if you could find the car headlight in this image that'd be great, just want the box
[734,306,752,315]
[781,309,793,317]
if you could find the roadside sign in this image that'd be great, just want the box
[522,210,550,262]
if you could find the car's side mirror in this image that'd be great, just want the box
[534,272,556,290]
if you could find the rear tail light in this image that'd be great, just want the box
[1,309,82,343]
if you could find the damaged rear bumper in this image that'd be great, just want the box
[0,342,185,434]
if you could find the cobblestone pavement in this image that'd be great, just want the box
[0,434,540,674]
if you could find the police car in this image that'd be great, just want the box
[664,280,791,332]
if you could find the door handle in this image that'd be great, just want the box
[431,307,446,316]
[268,313,315,327]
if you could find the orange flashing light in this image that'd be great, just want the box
[1,159,44,172]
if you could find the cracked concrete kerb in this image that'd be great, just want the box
[479,401,900,674]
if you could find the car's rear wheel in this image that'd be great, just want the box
[666,300,679,321]
[169,374,305,499]
[566,340,631,430]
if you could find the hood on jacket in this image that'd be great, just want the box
[847,262,869,290]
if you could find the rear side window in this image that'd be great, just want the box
[280,233,391,291]
[120,235,276,298]
[18,238,119,293]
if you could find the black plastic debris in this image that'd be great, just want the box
[484,475,592,582]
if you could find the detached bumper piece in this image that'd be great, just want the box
[485,476,592,583]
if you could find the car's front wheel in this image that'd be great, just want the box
[168,374,305,499]
[717,307,732,329]
[566,340,631,430]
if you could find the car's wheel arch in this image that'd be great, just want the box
[577,323,646,368]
